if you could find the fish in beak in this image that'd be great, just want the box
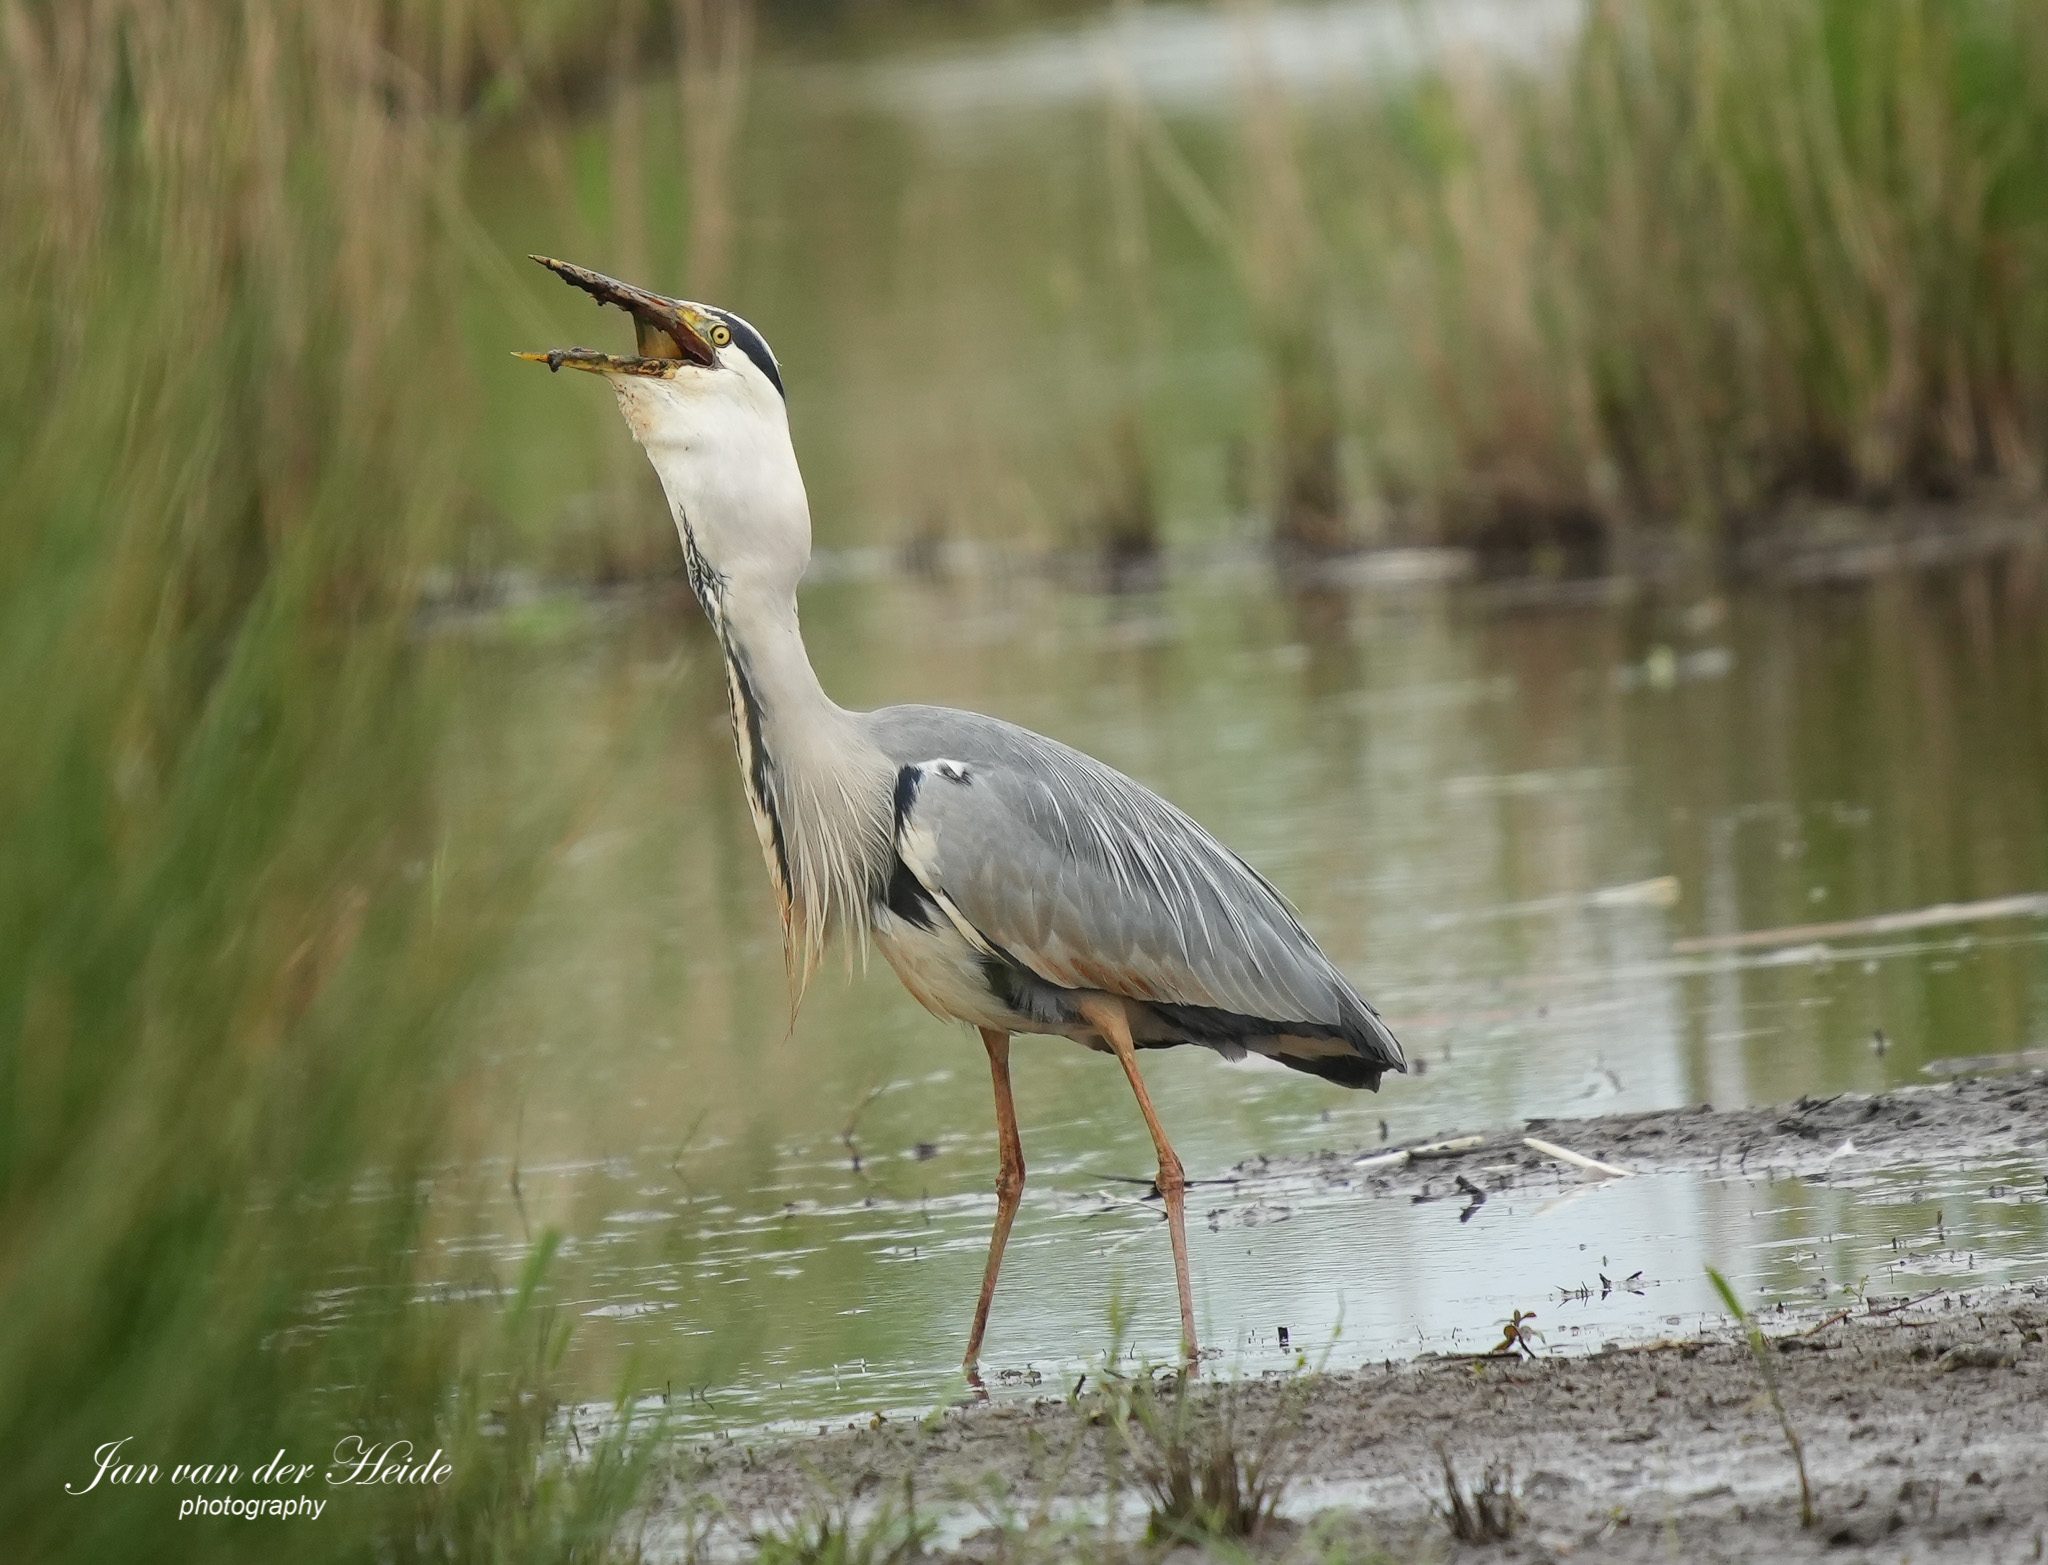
[515,256,720,376]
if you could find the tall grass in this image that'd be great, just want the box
[775,0,2048,571]
[1353,0,2048,562]
[312,0,2048,577]
[0,3,646,1557]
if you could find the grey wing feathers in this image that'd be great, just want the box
[872,706,1403,1075]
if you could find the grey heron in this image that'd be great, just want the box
[519,257,1405,1368]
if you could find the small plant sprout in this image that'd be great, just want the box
[1435,1448,1522,1543]
[751,1475,933,1565]
[1120,1376,1298,1546]
[1708,1267,1817,1528]
[1494,1309,1542,1359]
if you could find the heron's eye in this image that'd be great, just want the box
[709,323,733,348]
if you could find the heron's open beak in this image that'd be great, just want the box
[514,256,719,377]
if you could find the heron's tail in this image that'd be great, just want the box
[1270,995,1405,1090]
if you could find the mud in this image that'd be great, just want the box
[1252,1066,2048,1203]
[654,1073,2048,1562]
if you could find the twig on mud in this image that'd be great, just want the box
[1798,1286,1950,1337]
[1798,1308,1855,1338]
[1524,1136,1634,1179]
[1410,1135,1486,1161]
[1600,1337,1707,1357]
[1353,1149,1410,1173]
[1867,1287,1950,1320]
[1709,1268,1817,1528]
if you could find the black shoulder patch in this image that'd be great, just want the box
[884,855,938,929]
[705,306,784,400]
[891,763,922,826]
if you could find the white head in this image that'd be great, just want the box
[518,258,887,998]
[518,256,808,603]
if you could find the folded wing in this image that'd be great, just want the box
[880,715,1402,1077]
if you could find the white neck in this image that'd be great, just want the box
[717,577,836,728]
[616,367,896,991]
[693,554,894,996]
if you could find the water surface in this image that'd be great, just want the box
[419,561,2048,1435]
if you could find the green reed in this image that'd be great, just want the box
[254,0,2048,575]
[1346,0,2048,558]
[0,4,649,1558]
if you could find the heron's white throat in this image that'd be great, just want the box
[614,361,894,995]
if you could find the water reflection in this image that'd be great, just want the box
[433,562,2047,1431]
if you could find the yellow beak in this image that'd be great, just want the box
[514,256,719,377]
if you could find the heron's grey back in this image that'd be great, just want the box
[866,704,1402,1072]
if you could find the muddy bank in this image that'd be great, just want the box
[1241,1066,2048,1206]
[656,1073,2048,1562]
[667,1282,2047,1562]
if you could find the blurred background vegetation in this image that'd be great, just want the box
[2,0,2044,1559]
[469,0,2048,578]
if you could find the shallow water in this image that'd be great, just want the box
[412,0,2048,1455]
[411,561,2048,1436]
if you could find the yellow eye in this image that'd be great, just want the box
[710,323,732,348]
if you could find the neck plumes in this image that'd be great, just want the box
[621,370,892,997]
[692,569,893,999]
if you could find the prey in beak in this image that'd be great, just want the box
[516,256,721,376]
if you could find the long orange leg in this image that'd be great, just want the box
[963,1027,1025,1373]
[1078,997,1199,1362]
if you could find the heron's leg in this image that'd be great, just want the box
[1077,996,1199,1363]
[963,1027,1024,1373]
